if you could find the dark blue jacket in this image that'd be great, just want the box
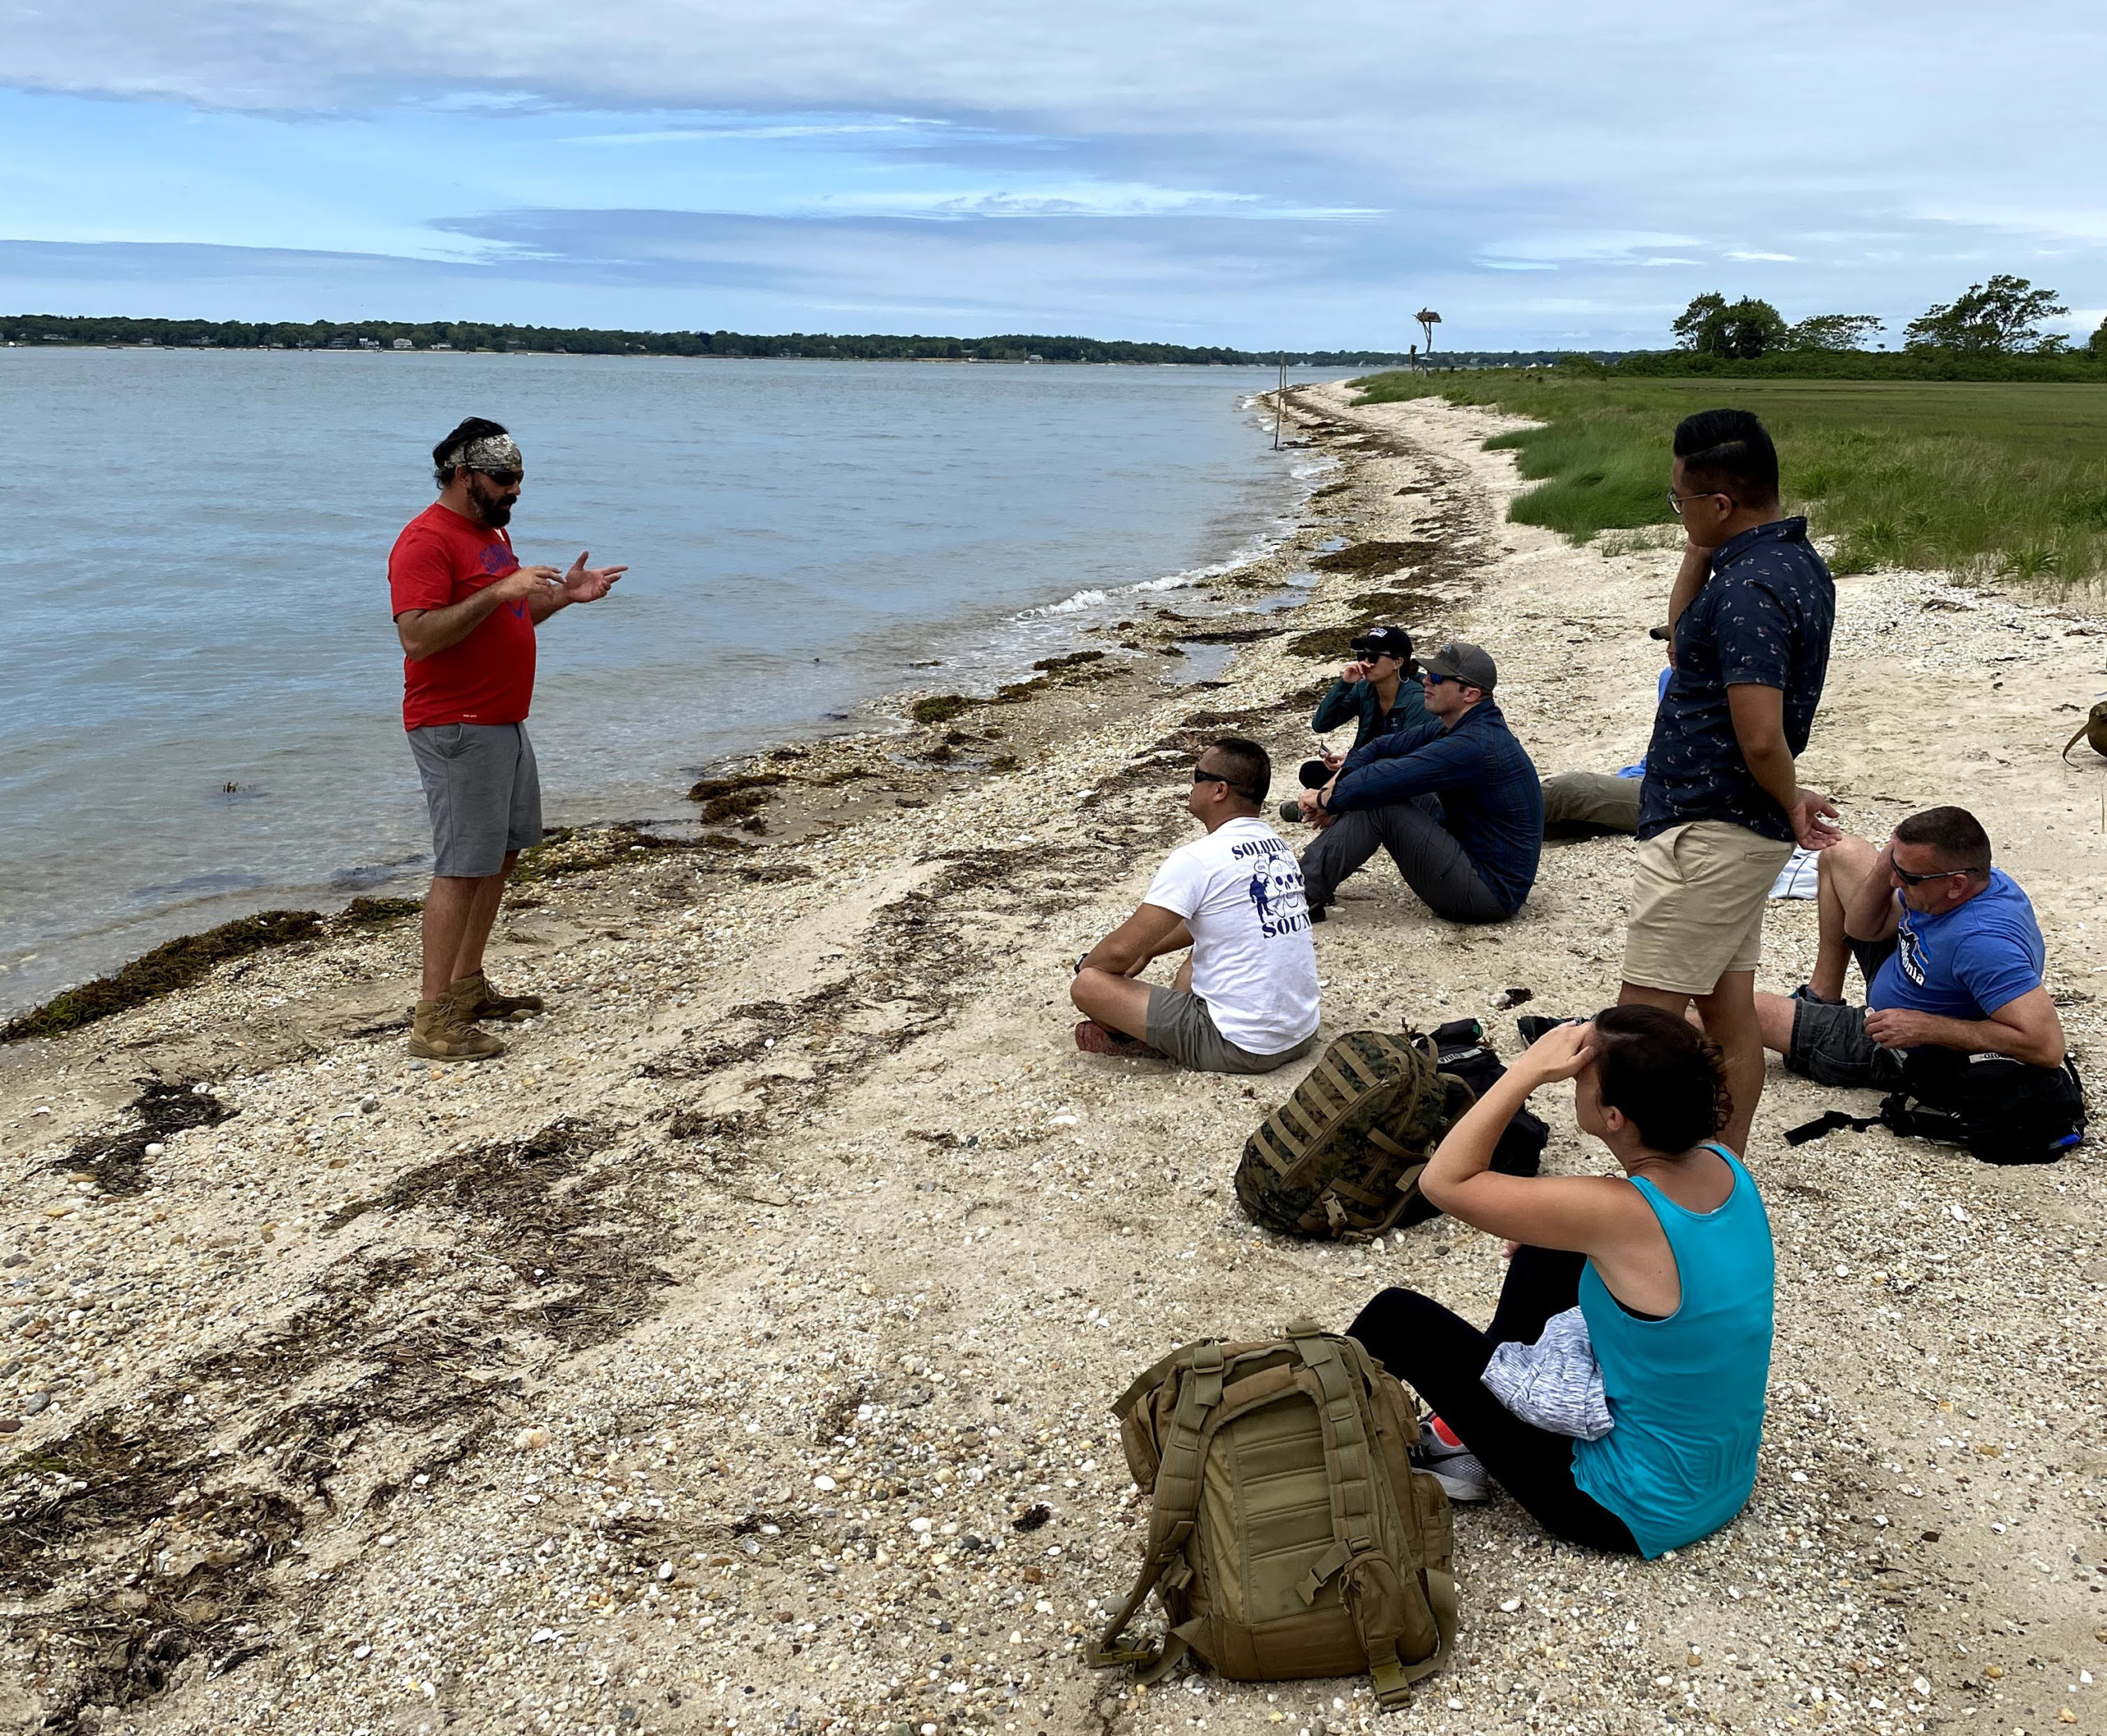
[1312,677,1429,751]
[1327,700,1544,914]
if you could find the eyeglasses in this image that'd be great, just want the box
[1193,769,1256,801]
[1420,670,1449,686]
[475,469,523,488]
[1666,487,1728,516]
[1891,863,1974,887]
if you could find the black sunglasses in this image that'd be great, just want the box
[1193,769,1256,801]
[1891,863,1971,887]
[475,468,523,488]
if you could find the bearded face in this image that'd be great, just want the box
[464,469,519,528]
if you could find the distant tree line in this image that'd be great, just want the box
[1658,275,2107,375]
[0,314,1447,367]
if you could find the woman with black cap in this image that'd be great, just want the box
[1295,625,1425,799]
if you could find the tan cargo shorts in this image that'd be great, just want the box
[1620,821,1794,996]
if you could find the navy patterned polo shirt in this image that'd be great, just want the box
[1636,518,1835,844]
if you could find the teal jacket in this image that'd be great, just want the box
[1311,677,1428,751]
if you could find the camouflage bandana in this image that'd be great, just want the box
[449,434,523,474]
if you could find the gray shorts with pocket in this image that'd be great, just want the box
[1145,985,1319,1075]
[407,722,543,878]
[1784,998,1909,1091]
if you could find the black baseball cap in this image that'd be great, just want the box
[1351,626,1415,663]
[1421,640,1497,691]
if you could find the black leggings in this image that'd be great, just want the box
[1348,1247,1641,1554]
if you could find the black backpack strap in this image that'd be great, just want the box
[1783,1108,1879,1147]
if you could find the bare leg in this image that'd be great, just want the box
[449,851,519,987]
[420,852,515,1003]
[1624,976,1762,1160]
[1693,971,1764,1160]
[1809,835,1877,1001]
[1071,968,1155,1043]
[1751,989,1798,1057]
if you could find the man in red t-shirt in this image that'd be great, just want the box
[388,417,626,1059]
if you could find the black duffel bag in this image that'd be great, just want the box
[1789,1048,2086,1166]
[1881,1048,2086,1166]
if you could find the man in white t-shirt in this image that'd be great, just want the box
[1069,738,1322,1073]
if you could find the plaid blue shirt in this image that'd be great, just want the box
[1328,699,1543,914]
[1638,518,1835,844]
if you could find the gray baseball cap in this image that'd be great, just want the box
[1421,640,1497,691]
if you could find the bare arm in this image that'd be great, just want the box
[394,565,554,659]
[1866,984,2067,1068]
[1727,682,1841,849]
[1418,1024,1645,1255]
[1079,904,1193,977]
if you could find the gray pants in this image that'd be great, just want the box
[1300,794,1510,924]
[1542,770,1641,835]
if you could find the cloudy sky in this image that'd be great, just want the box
[4,2,2104,348]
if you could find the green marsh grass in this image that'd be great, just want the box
[1351,370,2107,590]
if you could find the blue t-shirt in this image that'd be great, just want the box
[1871,870,2045,1022]
[1637,519,1835,843]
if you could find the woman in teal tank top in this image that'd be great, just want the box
[1348,1005,1776,1557]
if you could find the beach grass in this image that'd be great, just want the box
[1351,370,2107,587]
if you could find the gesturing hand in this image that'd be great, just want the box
[560,552,628,603]
[1788,788,1843,851]
[495,563,560,602]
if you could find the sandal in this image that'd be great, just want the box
[1073,1020,1166,1059]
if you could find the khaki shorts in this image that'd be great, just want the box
[1621,821,1794,996]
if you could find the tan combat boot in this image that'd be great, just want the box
[407,997,505,1060]
[449,970,544,1023]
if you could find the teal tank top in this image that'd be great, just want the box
[1570,1147,1775,1557]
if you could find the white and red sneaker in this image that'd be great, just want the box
[1412,1413,1489,1502]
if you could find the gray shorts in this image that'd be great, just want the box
[1145,985,1319,1075]
[407,722,543,878]
[1785,998,1909,1091]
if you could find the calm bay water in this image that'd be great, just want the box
[1,350,1330,1013]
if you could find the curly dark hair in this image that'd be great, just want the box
[1588,1003,1731,1154]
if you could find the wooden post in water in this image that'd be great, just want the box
[1274,356,1286,449]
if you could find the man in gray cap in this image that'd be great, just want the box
[387,416,626,1060]
[1296,641,1543,924]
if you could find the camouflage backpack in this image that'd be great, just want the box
[1089,1324,1456,1706]
[1235,1026,1524,1240]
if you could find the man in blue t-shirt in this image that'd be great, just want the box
[1753,806,2066,1089]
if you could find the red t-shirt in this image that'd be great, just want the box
[387,503,537,730]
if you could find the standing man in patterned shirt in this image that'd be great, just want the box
[1619,410,1838,1157]
[388,417,626,1060]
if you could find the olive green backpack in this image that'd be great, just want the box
[1233,1030,1464,1239]
[1234,1024,1549,1240]
[1089,1324,1456,1708]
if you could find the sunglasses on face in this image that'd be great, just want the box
[476,469,523,489]
[1891,863,1971,887]
[1420,670,1449,686]
[1193,769,1255,801]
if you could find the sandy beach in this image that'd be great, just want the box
[2,382,2105,1736]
